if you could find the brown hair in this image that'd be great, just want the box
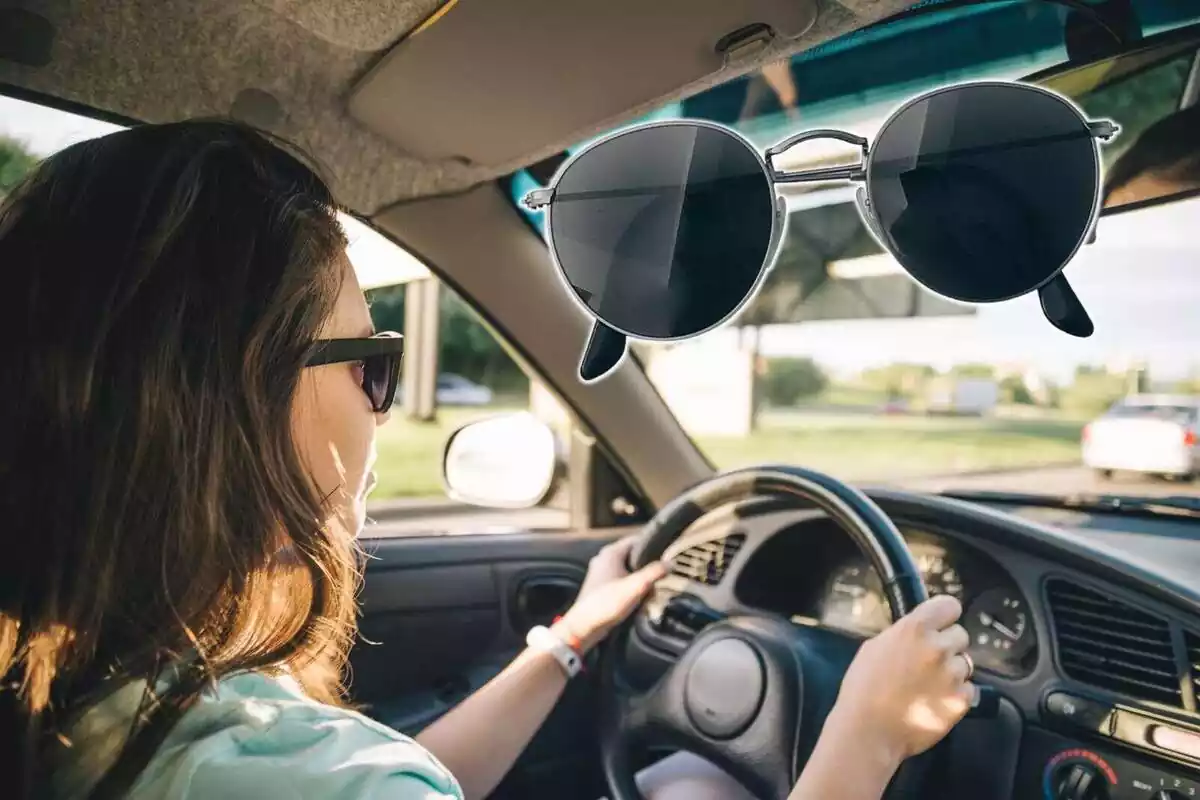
[0,120,359,797]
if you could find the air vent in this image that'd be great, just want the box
[1046,579,1183,708]
[669,534,746,586]
[1183,630,1200,700]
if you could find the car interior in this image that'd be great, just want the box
[6,0,1200,798]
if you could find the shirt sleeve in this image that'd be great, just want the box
[133,690,464,800]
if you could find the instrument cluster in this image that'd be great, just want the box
[734,518,1038,678]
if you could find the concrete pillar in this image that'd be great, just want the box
[402,278,441,422]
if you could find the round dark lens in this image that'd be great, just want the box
[549,123,776,339]
[866,83,1098,303]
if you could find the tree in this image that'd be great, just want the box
[762,357,828,407]
[0,136,38,193]
[1059,371,1127,417]
[950,363,995,379]
[999,375,1034,405]
[365,283,527,396]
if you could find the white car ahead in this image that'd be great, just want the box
[1082,394,1200,481]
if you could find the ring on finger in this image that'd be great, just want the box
[959,651,974,681]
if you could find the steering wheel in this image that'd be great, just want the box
[598,465,929,800]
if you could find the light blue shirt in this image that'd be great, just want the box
[55,670,464,800]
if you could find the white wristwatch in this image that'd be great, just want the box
[526,625,584,679]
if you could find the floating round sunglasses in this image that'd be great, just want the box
[522,80,1120,384]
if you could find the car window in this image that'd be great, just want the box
[1,96,572,537]
[1108,403,1196,420]
[363,278,572,536]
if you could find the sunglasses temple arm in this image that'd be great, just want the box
[528,162,869,204]
[527,176,777,205]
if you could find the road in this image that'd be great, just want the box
[900,465,1200,498]
[362,465,1200,537]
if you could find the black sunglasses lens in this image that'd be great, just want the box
[362,353,398,411]
[867,84,1098,303]
[549,124,776,339]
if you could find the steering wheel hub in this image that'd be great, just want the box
[683,637,767,739]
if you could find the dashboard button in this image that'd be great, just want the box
[1149,724,1200,760]
[1045,692,1114,734]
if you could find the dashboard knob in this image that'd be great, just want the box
[1051,764,1109,800]
[1151,792,1186,800]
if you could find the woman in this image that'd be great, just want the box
[0,120,975,800]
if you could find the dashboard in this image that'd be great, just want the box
[630,489,1200,800]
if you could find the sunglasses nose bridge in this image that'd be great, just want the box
[766,128,870,186]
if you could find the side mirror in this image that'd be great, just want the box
[442,412,561,509]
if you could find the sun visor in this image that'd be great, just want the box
[348,0,819,167]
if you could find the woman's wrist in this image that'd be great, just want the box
[793,706,903,799]
[550,613,594,655]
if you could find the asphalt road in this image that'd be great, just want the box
[900,464,1200,498]
[362,464,1200,538]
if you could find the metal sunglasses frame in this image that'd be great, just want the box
[523,80,1119,385]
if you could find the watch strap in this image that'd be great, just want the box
[526,625,584,679]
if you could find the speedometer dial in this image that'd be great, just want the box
[916,551,964,601]
[821,563,890,635]
[964,587,1035,668]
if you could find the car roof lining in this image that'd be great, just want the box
[0,0,917,215]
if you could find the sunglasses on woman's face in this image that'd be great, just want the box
[306,331,404,413]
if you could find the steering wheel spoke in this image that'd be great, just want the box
[605,614,850,800]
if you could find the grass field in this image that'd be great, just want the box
[372,404,1086,499]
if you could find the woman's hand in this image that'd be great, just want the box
[823,594,975,768]
[555,535,667,653]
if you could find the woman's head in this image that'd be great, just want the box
[0,120,386,779]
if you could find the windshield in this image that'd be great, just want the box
[1105,401,1197,420]
[510,0,1200,501]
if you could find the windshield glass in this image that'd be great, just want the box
[509,0,1200,500]
[1106,401,1197,419]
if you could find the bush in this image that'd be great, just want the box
[0,136,38,193]
[860,363,935,400]
[762,358,828,407]
[366,283,527,394]
[1058,372,1127,417]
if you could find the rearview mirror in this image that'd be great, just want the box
[1026,23,1200,214]
[442,412,561,509]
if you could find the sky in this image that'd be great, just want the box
[4,94,1198,385]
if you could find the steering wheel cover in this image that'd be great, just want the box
[603,465,929,800]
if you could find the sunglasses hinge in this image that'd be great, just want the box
[1088,119,1121,142]
[523,187,555,210]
